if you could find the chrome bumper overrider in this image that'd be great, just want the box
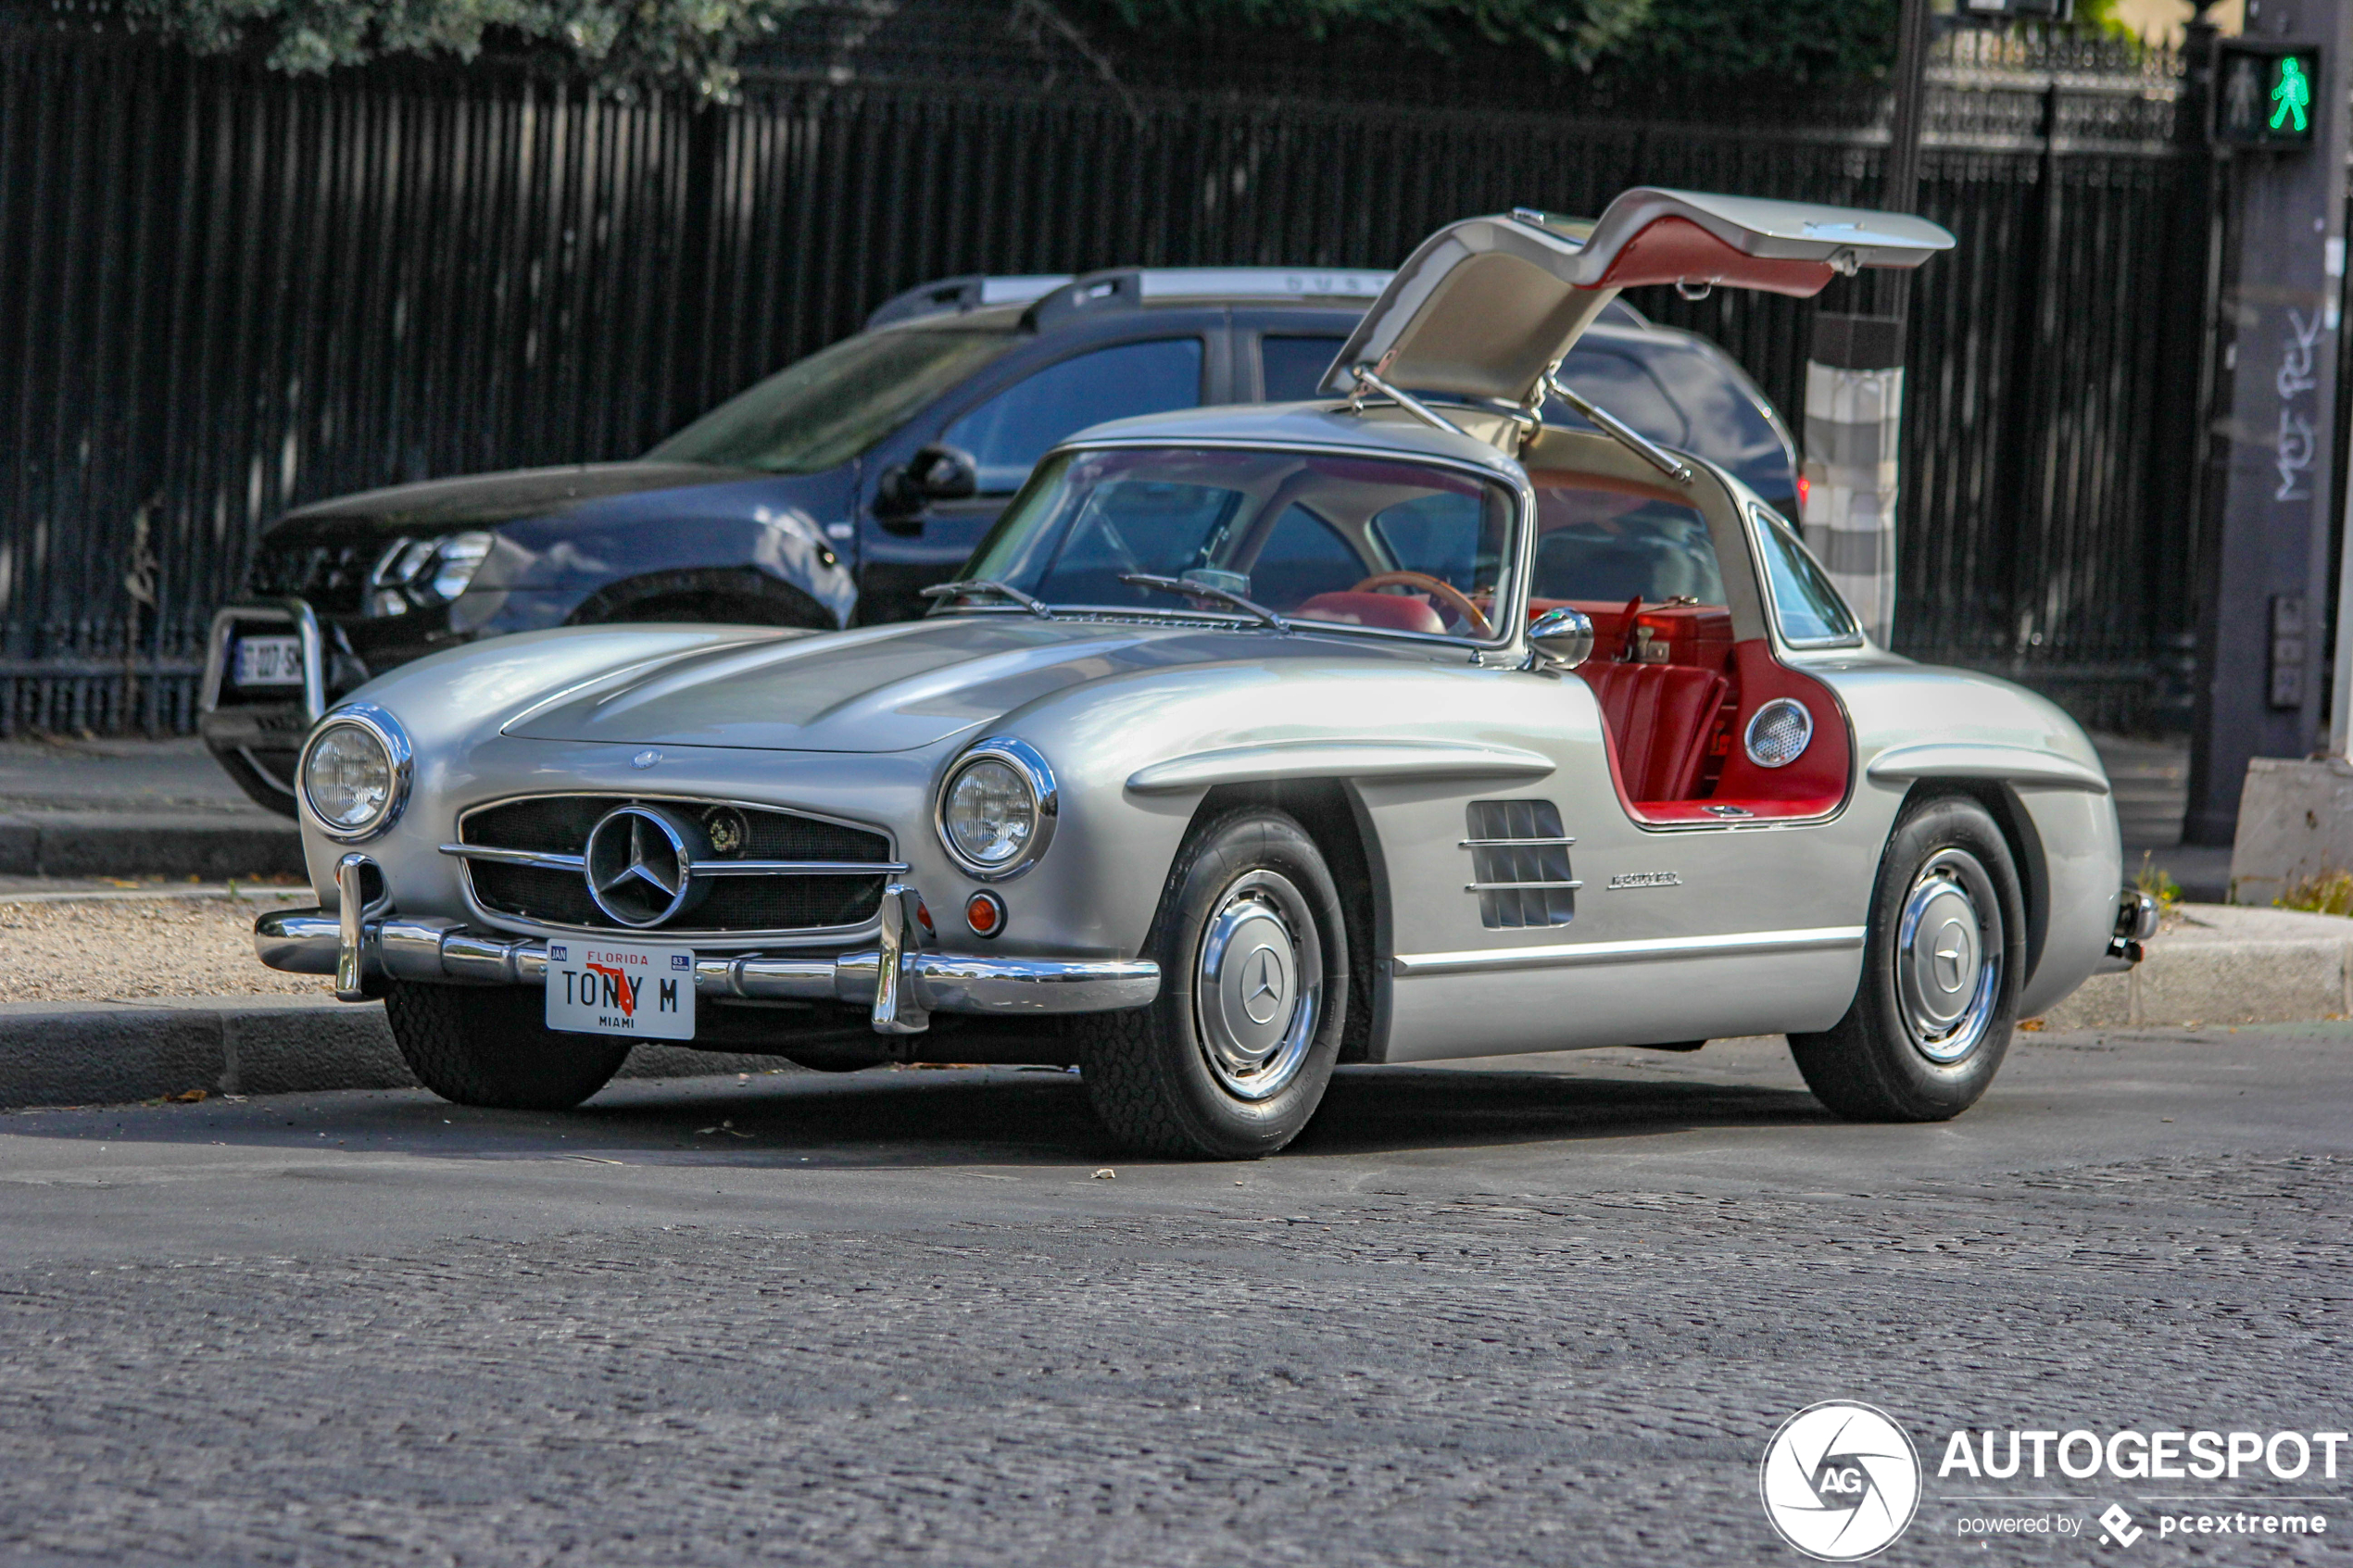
[2101,884,2161,971]
[254,890,1160,1037]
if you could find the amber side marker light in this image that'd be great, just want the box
[965,891,1006,938]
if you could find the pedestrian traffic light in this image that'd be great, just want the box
[2215,41,2321,148]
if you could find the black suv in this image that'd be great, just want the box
[199,266,1797,814]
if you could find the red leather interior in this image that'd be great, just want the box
[1705,640,1849,814]
[1582,216,1837,299]
[1579,661,1730,804]
[1537,596,1848,819]
[1295,591,1445,634]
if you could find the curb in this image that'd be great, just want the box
[0,996,786,1110]
[2040,932,2353,1030]
[0,812,304,881]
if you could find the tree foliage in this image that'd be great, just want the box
[1085,0,1654,70]
[1597,0,1899,84]
[125,0,808,97]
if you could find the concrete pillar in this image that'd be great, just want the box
[2187,0,2353,845]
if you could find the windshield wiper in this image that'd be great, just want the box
[1117,573,1290,633]
[919,579,1054,619]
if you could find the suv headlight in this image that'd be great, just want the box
[368,531,496,614]
[936,737,1057,880]
[298,705,413,842]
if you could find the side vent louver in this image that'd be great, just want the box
[1463,800,1579,929]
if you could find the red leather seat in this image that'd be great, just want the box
[1579,662,1729,804]
[1293,591,1446,634]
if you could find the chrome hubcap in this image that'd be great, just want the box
[1193,871,1320,1101]
[1895,849,2002,1065]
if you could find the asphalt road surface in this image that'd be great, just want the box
[2,1023,2348,1566]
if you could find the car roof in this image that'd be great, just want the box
[865,268,1393,330]
[1051,401,1535,481]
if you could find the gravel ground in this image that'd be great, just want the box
[0,896,321,1003]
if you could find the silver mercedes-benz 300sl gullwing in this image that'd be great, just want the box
[255,188,2156,1158]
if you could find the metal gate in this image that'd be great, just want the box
[0,13,2198,733]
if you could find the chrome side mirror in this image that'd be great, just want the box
[1528,607,1594,670]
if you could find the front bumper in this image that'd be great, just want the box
[255,884,1160,1037]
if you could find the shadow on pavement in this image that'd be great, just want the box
[0,1057,1833,1168]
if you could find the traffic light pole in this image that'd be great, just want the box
[2188,0,2353,897]
[1879,0,1935,321]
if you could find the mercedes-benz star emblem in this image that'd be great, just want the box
[1241,944,1286,1025]
[583,805,696,927]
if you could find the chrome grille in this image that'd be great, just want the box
[454,795,898,936]
[1463,800,1579,929]
[245,539,374,613]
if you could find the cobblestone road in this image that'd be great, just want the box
[1,1026,2347,1565]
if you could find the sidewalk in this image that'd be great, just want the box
[0,735,301,883]
[2091,732,2232,903]
[0,893,2342,1110]
[2039,902,2353,1029]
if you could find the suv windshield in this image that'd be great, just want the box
[646,327,1017,473]
[957,446,1520,640]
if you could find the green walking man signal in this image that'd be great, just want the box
[2272,55,2311,132]
[2216,42,2321,148]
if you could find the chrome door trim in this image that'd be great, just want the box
[1390,924,1867,976]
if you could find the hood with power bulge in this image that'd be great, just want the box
[497,616,1420,755]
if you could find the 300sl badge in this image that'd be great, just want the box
[1608,872,1682,889]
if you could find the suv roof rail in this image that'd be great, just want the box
[865,273,1075,330]
[868,266,1396,332]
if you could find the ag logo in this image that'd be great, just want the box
[1759,1401,1921,1561]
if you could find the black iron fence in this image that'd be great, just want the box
[0,7,2202,733]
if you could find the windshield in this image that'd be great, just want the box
[645,327,1017,473]
[956,446,1520,640]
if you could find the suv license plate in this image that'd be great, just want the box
[233,634,304,687]
[546,940,696,1041]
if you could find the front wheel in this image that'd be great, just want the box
[1788,794,2026,1122]
[384,981,630,1110]
[1078,809,1349,1159]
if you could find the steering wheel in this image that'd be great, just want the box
[1348,571,1493,637]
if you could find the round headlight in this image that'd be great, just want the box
[1743,697,1815,769]
[299,706,412,841]
[944,759,1035,867]
[936,738,1057,880]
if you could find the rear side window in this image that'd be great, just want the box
[1750,504,1861,646]
[1641,342,1795,505]
[1531,486,1725,606]
[1541,349,1689,449]
[944,338,1203,494]
[1260,335,1348,401]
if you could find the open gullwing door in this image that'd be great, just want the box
[1318,188,1956,408]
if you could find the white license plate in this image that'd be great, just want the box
[545,940,696,1041]
[233,634,304,687]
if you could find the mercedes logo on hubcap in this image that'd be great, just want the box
[1240,944,1288,1024]
[584,805,697,927]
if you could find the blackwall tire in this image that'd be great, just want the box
[1078,809,1349,1160]
[384,981,630,1110]
[1788,794,2026,1123]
